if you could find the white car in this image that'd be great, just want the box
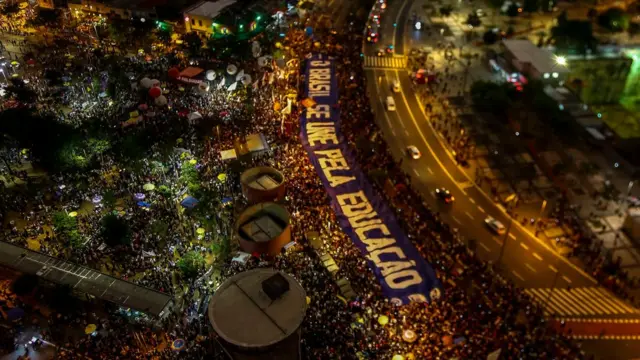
[407,145,421,159]
[386,96,396,111]
[484,216,506,235]
[392,80,401,93]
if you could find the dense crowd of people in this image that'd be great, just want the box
[0,1,621,360]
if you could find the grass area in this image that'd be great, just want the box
[593,102,640,139]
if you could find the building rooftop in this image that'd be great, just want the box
[241,215,285,242]
[208,268,307,348]
[184,0,237,18]
[503,40,570,74]
[248,174,280,190]
[0,241,172,317]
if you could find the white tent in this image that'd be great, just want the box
[151,79,161,87]
[206,70,216,81]
[227,82,238,92]
[198,82,210,93]
[188,111,203,124]
[140,77,152,88]
[217,77,226,90]
[240,74,252,86]
[154,95,168,106]
[258,56,271,67]
[226,64,238,75]
[235,69,245,82]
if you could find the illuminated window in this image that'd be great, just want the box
[221,27,229,34]
[250,21,257,31]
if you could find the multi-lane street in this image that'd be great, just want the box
[363,0,640,323]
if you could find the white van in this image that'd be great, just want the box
[386,96,396,111]
[392,80,401,93]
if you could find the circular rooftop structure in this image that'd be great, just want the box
[240,167,286,204]
[208,268,307,350]
[235,202,291,255]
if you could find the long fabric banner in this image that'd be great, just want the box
[299,55,441,304]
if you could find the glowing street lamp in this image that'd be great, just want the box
[555,56,567,66]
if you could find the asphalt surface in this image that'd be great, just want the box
[362,0,640,322]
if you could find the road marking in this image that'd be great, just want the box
[391,127,396,136]
[525,263,537,273]
[519,242,528,251]
[469,198,476,204]
[465,211,474,220]
[452,216,461,224]
[533,252,543,261]
[399,119,406,129]
[492,237,502,245]
[404,129,409,135]
[413,168,419,177]
[391,68,598,285]
[430,192,436,198]
[548,265,558,272]
[509,233,516,240]
[426,167,433,174]
[479,242,490,251]
[512,271,525,281]
[562,276,572,284]
[477,206,485,213]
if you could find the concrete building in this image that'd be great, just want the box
[235,202,291,256]
[183,0,237,35]
[502,39,571,84]
[67,0,161,20]
[240,167,286,204]
[208,268,307,360]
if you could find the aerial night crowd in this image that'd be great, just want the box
[0,1,623,360]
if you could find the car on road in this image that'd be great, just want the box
[407,145,421,159]
[392,80,401,93]
[435,188,455,203]
[484,216,506,235]
[386,96,396,111]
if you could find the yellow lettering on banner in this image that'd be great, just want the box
[309,83,331,92]
[408,294,428,303]
[307,105,331,119]
[337,191,367,207]
[385,270,424,289]
[379,260,416,277]
[315,149,355,187]
[306,123,338,146]
[310,61,331,67]
[369,246,406,264]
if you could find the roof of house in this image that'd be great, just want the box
[503,39,571,74]
[184,0,237,18]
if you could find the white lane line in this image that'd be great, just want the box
[519,242,529,251]
[479,242,490,251]
[512,271,525,281]
[413,168,419,177]
[491,237,502,245]
[562,276,572,284]
[465,211,474,220]
[509,233,516,240]
[391,127,396,136]
[525,263,537,273]
[469,198,476,204]
[548,265,558,272]
[477,206,485,213]
[452,216,462,224]
[404,129,409,135]
[399,120,406,129]
[533,252,543,261]
[427,167,434,174]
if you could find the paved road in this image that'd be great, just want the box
[363,0,639,323]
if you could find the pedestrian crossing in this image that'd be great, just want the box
[363,56,407,69]
[524,287,640,317]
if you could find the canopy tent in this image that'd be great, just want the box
[180,196,199,209]
[206,70,216,81]
[219,149,237,161]
[188,112,203,124]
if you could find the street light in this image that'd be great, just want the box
[555,56,567,66]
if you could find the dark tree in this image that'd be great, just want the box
[12,274,39,296]
[506,3,521,18]
[440,6,453,17]
[523,0,539,14]
[597,7,630,32]
[466,13,482,27]
[100,213,132,247]
[483,30,499,44]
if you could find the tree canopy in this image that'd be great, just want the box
[551,11,597,55]
[470,81,516,120]
[177,251,205,278]
[100,213,132,247]
[597,7,630,32]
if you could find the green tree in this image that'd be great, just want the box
[100,213,132,247]
[470,81,515,120]
[53,211,77,234]
[440,5,453,16]
[466,13,481,27]
[182,32,203,55]
[178,251,205,278]
[551,11,597,55]
[483,30,499,44]
[597,7,630,32]
[506,3,520,18]
[522,0,539,14]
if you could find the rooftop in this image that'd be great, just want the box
[248,174,280,190]
[184,0,237,18]
[503,40,571,74]
[0,241,172,317]
[208,268,307,348]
